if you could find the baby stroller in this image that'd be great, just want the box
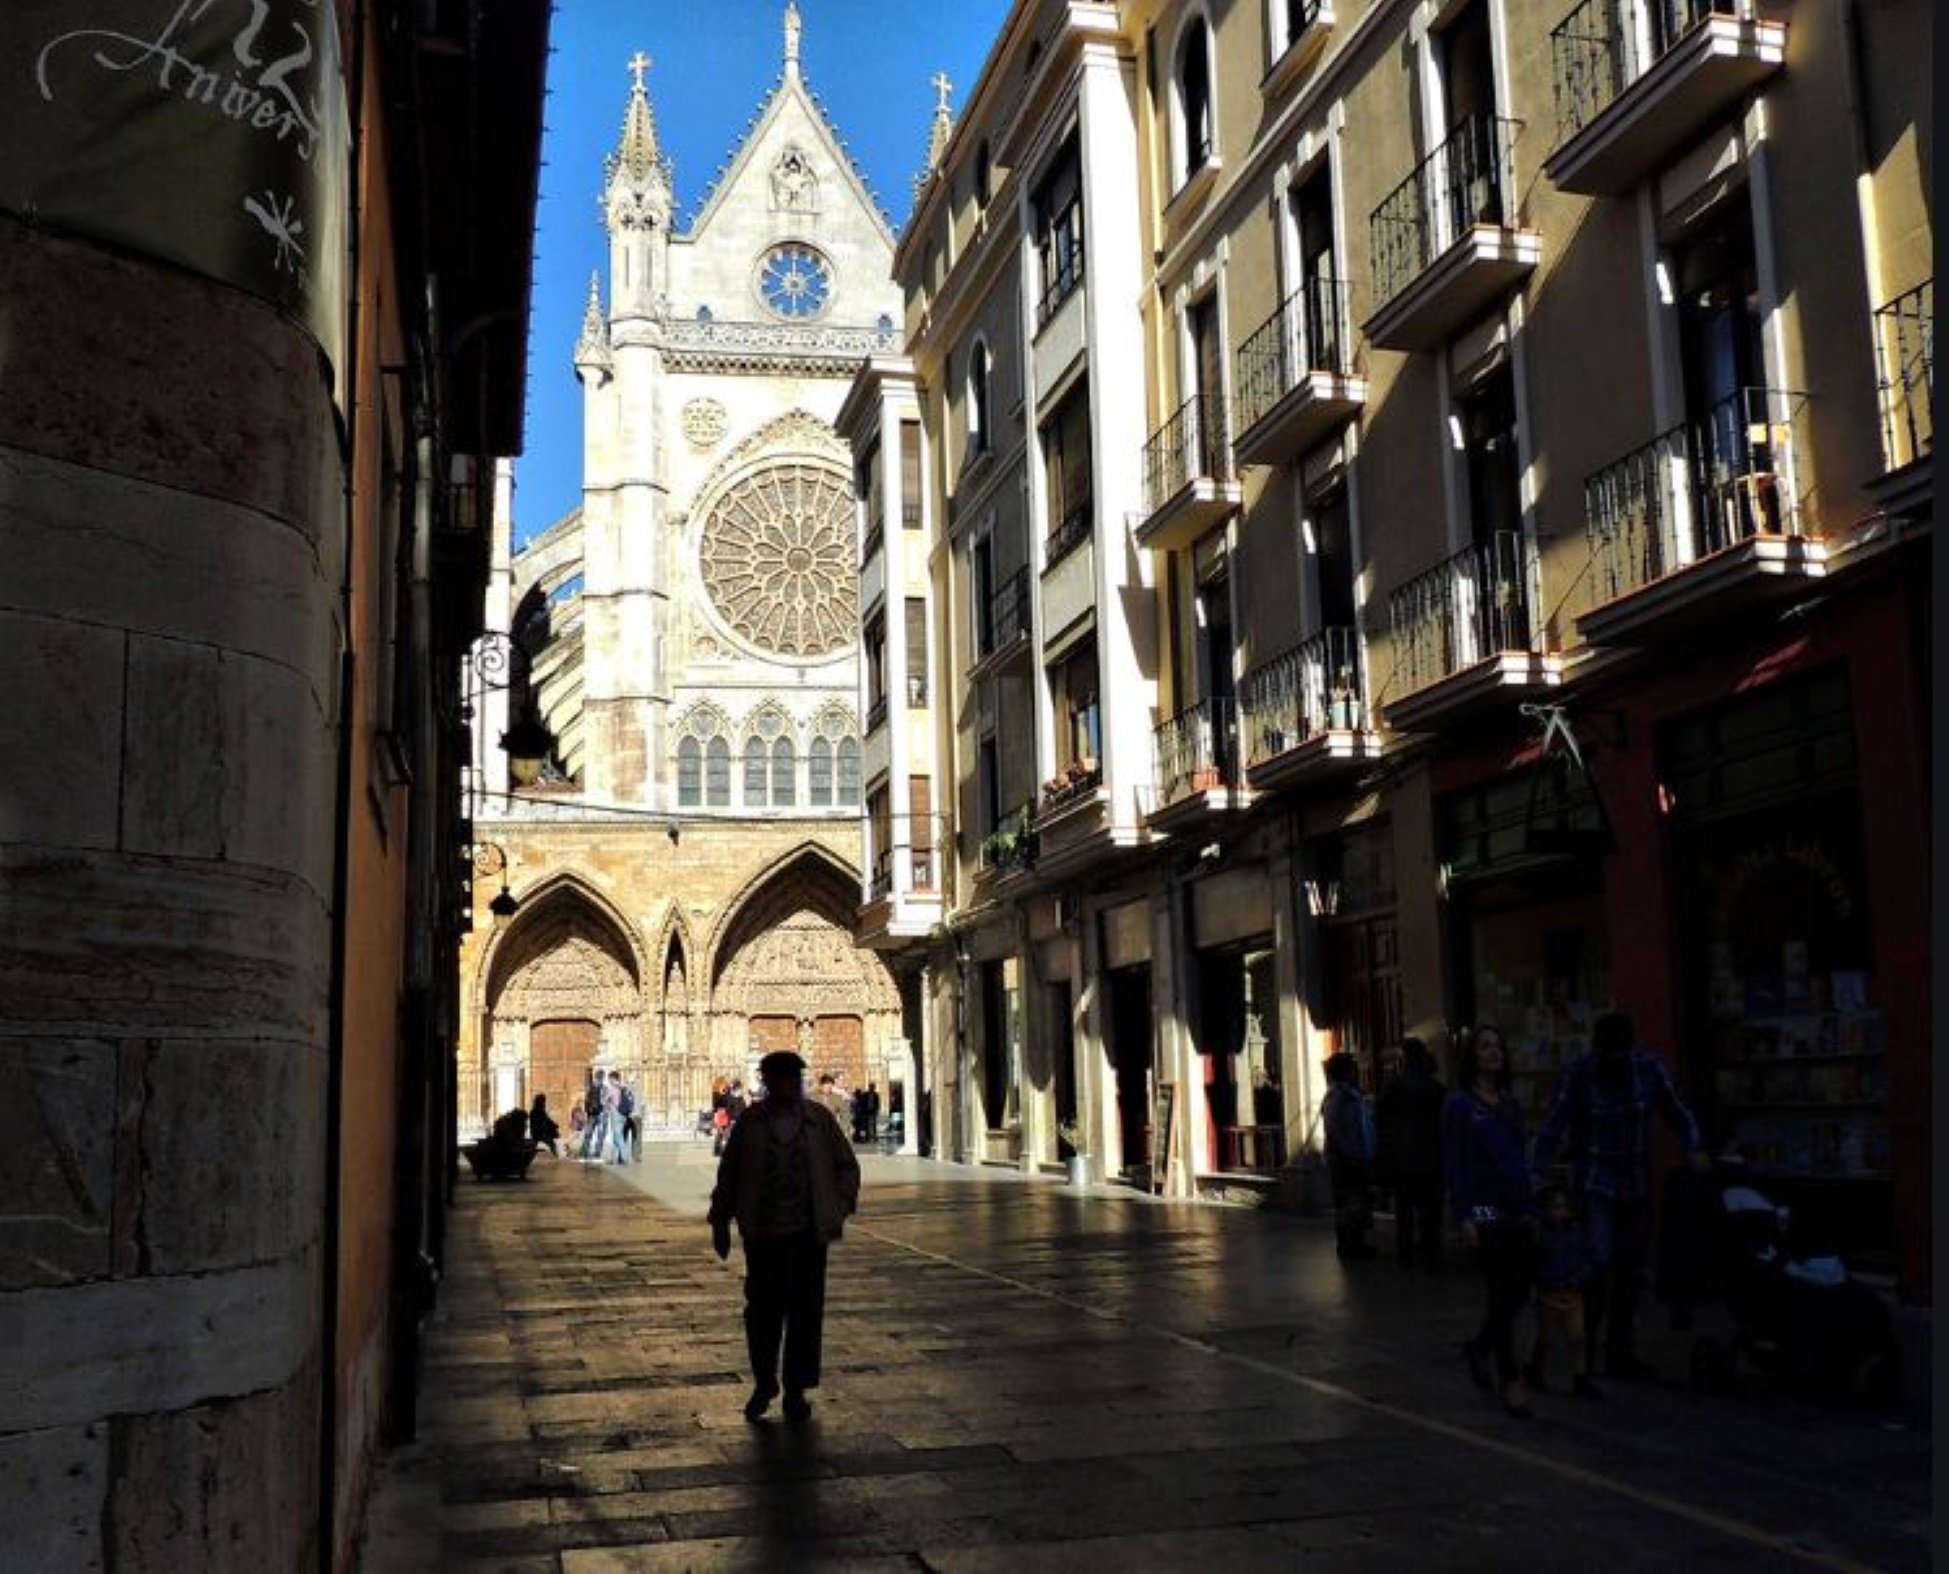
[1658,1157,1898,1404]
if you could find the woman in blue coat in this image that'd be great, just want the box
[1443,1024,1536,1418]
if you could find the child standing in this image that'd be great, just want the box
[1526,1185,1602,1398]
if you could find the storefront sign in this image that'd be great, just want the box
[2,0,348,379]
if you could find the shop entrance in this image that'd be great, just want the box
[1107,963,1153,1177]
[1194,944,1284,1172]
[1660,667,1892,1269]
[1323,916,1402,1094]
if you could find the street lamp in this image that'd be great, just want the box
[467,629,557,786]
[470,842,521,921]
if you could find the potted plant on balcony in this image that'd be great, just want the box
[1057,1119,1094,1187]
[980,824,1028,870]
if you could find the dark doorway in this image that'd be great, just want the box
[1108,964,1153,1176]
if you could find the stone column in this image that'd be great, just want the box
[0,216,338,1567]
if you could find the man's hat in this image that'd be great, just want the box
[758,1050,807,1082]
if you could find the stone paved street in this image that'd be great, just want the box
[359,1144,1929,1572]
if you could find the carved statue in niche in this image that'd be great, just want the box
[771,147,819,212]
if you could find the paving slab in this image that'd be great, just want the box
[359,1145,1930,1572]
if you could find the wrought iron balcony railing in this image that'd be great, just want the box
[1239,627,1364,765]
[1154,696,1241,803]
[975,566,1030,660]
[1388,532,1536,697]
[1142,392,1233,514]
[1874,279,1933,474]
[1370,114,1522,311]
[1583,386,1806,605]
[1036,202,1086,327]
[1235,274,1354,433]
[1551,0,1743,142]
[1046,499,1093,568]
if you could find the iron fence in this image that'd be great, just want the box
[1154,696,1240,803]
[1370,114,1522,311]
[1142,391,1232,514]
[1584,386,1806,605]
[1388,531,1536,697]
[1552,0,1739,141]
[1235,274,1353,434]
[976,566,1030,659]
[1239,627,1364,765]
[1874,279,1933,472]
[1046,499,1094,568]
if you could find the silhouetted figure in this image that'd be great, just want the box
[529,1094,561,1157]
[1321,1051,1376,1261]
[1378,1037,1445,1264]
[1532,1009,1706,1378]
[1444,1024,1535,1419]
[710,1050,861,1423]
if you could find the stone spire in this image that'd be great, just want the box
[784,2,803,79]
[613,51,664,186]
[603,50,672,255]
[573,272,612,382]
[913,73,953,201]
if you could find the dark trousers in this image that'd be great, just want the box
[1583,1194,1652,1365]
[1392,1174,1444,1262]
[1471,1220,1535,1387]
[742,1230,829,1392]
[1329,1157,1373,1257]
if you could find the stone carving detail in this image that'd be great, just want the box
[660,317,898,362]
[682,397,727,449]
[500,935,639,1023]
[771,147,820,212]
[698,463,856,659]
[717,912,895,1017]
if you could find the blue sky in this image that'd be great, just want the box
[516,0,1014,542]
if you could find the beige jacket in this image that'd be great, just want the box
[709,1098,861,1242]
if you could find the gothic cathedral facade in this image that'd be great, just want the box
[458,8,911,1133]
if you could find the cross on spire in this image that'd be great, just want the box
[932,72,953,114]
[628,51,651,93]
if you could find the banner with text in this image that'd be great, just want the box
[1,0,348,386]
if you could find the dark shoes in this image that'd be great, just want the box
[782,1389,812,1424]
[743,1378,779,1421]
[1462,1340,1493,1393]
[1572,1375,1604,1399]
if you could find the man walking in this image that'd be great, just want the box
[1377,1036,1446,1264]
[710,1050,861,1423]
[1531,1010,1707,1378]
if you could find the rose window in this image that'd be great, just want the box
[698,463,856,659]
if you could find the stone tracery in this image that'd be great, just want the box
[698,461,856,658]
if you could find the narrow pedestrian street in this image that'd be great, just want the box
[360,1146,1928,1572]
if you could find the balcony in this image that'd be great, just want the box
[1544,0,1787,197]
[1578,387,1822,647]
[858,812,945,949]
[1149,697,1248,833]
[1262,1,1334,102]
[1136,393,1241,553]
[1234,275,1366,468]
[1239,627,1378,793]
[1384,532,1558,730]
[1365,115,1539,353]
[971,566,1031,672]
[975,802,1037,884]
[1870,280,1932,517]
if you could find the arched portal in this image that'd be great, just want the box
[479,877,645,1127]
[708,844,901,1089]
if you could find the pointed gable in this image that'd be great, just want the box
[665,8,896,331]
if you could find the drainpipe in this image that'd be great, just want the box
[317,2,367,1563]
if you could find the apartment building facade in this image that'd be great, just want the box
[852,0,1930,1298]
